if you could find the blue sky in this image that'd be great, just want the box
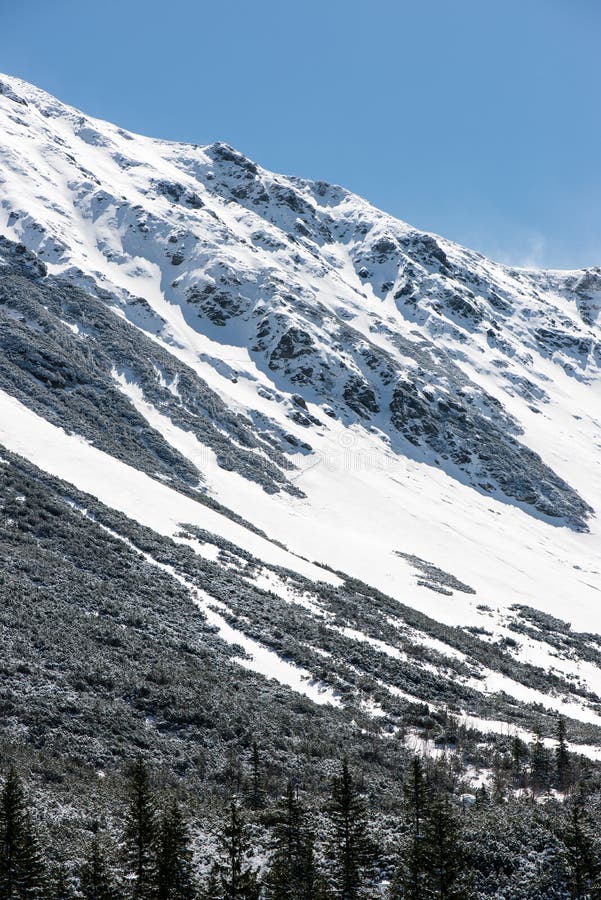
[2,0,601,268]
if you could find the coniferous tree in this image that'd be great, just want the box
[530,730,551,795]
[490,755,507,805]
[556,717,571,792]
[211,801,260,900]
[200,867,221,900]
[79,837,119,900]
[424,791,470,899]
[0,768,47,899]
[123,757,157,898]
[390,757,429,900]
[222,751,243,797]
[324,759,373,899]
[156,799,196,900]
[264,782,323,900]
[18,814,47,900]
[472,785,489,810]
[49,861,76,899]
[563,794,598,899]
[510,736,528,789]
[245,743,266,812]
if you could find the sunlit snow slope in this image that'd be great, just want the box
[1,74,600,747]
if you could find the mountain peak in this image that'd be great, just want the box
[0,76,599,644]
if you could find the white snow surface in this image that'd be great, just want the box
[0,390,335,586]
[1,74,601,732]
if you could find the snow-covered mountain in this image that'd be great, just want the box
[1,73,601,760]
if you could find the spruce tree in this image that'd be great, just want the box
[264,782,322,900]
[223,751,243,797]
[49,861,76,899]
[530,730,551,795]
[213,801,260,900]
[556,717,571,792]
[156,799,195,900]
[200,867,221,900]
[510,736,528,789]
[390,757,429,900]
[79,838,119,900]
[245,743,266,812]
[473,785,489,810]
[0,768,47,899]
[490,755,507,805]
[563,794,597,899]
[19,814,47,900]
[123,757,157,898]
[324,759,373,899]
[423,791,470,899]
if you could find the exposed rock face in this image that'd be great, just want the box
[0,75,599,531]
[2,75,601,789]
[0,237,302,499]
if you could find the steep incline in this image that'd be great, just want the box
[1,74,600,748]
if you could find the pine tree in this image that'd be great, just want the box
[510,735,528,789]
[324,758,373,900]
[200,866,221,900]
[563,794,597,899]
[389,757,429,900]
[490,754,507,805]
[79,838,119,900]
[556,717,571,792]
[473,785,489,810]
[0,768,47,899]
[264,782,322,900]
[245,743,266,812]
[156,799,196,900]
[49,861,76,899]
[19,814,47,900]
[530,730,551,795]
[213,801,260,900]
[222,750,243,797]
[123,757,157,898]
[423,791,470,899]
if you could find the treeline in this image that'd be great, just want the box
[2,721,601,898]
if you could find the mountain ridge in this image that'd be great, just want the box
[1,73,600,761]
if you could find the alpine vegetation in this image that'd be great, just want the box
[0,73,600,898]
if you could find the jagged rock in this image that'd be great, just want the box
[0,75,597,535]
[270,328,314,364]
[343,376,379,417]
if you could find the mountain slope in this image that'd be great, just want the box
[1,74,600,758]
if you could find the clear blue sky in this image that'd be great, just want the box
[2,0,601,268]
